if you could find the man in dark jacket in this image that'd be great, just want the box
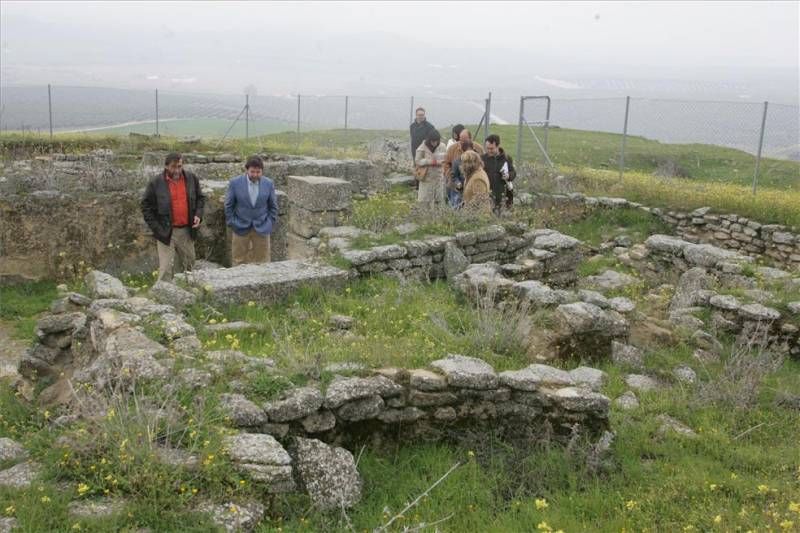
[482,134,517,214]
[140,152,206,281]
[409,107,436,158]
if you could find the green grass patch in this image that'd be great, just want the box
[553,206,673,247]
[0,281,59,340]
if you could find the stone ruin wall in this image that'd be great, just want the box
[534,192,800,271]
[0,154,386,283]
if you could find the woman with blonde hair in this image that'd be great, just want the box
[460,150,492,212]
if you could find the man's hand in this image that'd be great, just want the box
[192,216,201,228]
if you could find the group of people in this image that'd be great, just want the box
[410,107,516,214]
[140,153,278,282]
[140,111,515,282]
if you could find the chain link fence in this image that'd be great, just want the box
[516,96,799,191]
[1,85,797,191]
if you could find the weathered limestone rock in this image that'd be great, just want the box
[673,365,697,384]
[184,260,349,306]
[204,321,260,334]
[554,302,629,359]
[68,499,127,519]
[0,461,41,489]
[290,437,362,511]
[513,280,575,306]
[656,415,697,438]
[443,242,469,280]
[690,330,724,355]
[669,267,715,311]
[581,270,637,292]
[84,270,127,299]
[219,394,269,428]
[609,297,636,313]
[683,243,750,268]
[409,369,448,391]
[0,438,26,462]
[328,314,355,330]
[738,303,781,322]
[323,375,403,409]
[569,366,608,391]
[223,433,294,492]
[264,387,323,422]
[452,263,515,300]
[199,500,265,533]
[83,327,169,390]
[300,411,337,433]
[429,354,498,389]
[337,395,385,421]
[149,281,197,308]
[499,364,574,391]
[0,518,17,533]
[614,391,640,410]
[287,175,352,212]
[624,374,660,392]
[551,387,610,414]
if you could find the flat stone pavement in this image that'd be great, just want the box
[183,260,350,306]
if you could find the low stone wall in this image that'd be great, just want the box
[12,272,611,512]
[530,192,800,271]
[0,182,289,283]
[239,355,610,448]
[335,225,583,285]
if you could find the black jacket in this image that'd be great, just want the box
[409,120,437,157]
[481,148,517,204]
[140,171,206,245]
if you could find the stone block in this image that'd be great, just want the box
[287,175,352,212]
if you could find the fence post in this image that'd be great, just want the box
[515,96,524,164]
[296,94,301,135]
[344,95,349,130]
[47,84,53,139]
[155,89,159,136]
[409,96,414,124]
[244,94,249,140]
[752,101,768,196]
[543,96,551,153]
[619,96,630,178]
[485,91,492,139]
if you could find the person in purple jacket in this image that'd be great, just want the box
[224,155,278,265]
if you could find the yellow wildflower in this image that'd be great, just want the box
[780,521,794,531]
[535,498,549,510]
[713,515,722,524]
[77,483,90,496]
[757,484,770,494]
[625,500,637,511]
[4,505,15,516]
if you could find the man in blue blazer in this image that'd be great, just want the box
[224,155,279,265]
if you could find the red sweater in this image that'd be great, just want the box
[165,172,189,227]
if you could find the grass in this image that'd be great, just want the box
[1,195,799,531]
[3,122,797,188]
[566,168,800,229]
[186,276,536,374]
[551,206,672,247]
[0,281,59,340]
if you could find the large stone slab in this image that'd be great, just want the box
[287,175,352,212]
[290,437,362,511]
[183,260,349,305]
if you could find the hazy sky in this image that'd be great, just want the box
[1,1,798,99]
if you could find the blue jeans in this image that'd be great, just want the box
[448,187,463,208]
[448,158,464,208]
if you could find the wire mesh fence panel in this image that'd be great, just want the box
[758,103,800,190]
[346,96,409,130]
[625,98,767,186]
